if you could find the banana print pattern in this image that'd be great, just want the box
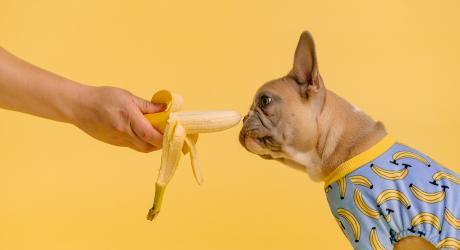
[335,216,346,233]
[376,189,411,209]
[384,211,392,223]
[433,171,460,186]
[445,209,460,230]
[370,227,387,250]
[325,138,460,250]
[350,175,374,189]
[436,237,460,249]
[392,150,430,166]
[338,177,347,199]
[354,189,380,219]
[371,163,409,180]
[410,212,442,232]
[337,208,361,242]
[409,183,445,203]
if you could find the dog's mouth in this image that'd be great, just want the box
[257,136,281,151]
[260,153,274,160]
[239,129,280,159]
[239,109,283,159]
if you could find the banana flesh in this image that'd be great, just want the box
[144,90,241,220]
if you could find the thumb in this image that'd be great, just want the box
[134,96,166,114]
[130,110,164,148]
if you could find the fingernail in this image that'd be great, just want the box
[157,103,167,110]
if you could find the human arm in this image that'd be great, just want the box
[0,47,164,152]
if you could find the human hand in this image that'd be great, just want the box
[72,86,165,152]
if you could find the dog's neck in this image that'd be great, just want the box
[306,90,386,181]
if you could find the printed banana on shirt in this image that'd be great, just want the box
[323,136,460,250]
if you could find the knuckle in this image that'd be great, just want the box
[139,129,154,141]
[141,100,149,109]
[111,123,125,133]
[118,109,130,120]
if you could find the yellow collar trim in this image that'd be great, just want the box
[322,135,396,187]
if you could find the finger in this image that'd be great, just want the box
[128,139,158,153]
[133,96,166,114]
[130,111,164,148]
[123,124,159,153]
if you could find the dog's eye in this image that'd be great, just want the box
[259,95,272,108]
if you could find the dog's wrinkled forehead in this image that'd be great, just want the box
[242,77,302,134]
[252,77,301,107]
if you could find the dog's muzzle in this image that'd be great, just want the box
[239,112,278,156]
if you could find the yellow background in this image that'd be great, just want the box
[1,1,459,249]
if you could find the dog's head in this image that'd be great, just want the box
[239,31,327,178]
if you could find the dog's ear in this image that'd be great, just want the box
[289,31,322,95]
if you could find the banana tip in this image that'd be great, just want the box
[146,208,159,221]
[196,177,204,186]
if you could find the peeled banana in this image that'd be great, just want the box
[144,90,241,220]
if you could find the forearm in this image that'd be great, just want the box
[0,47,88,123]
[0,47,164,152]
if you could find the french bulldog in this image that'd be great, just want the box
[239,31,459,250]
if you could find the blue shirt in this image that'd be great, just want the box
[323,136,460,249]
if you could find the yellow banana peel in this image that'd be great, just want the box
[144,90,241,220]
